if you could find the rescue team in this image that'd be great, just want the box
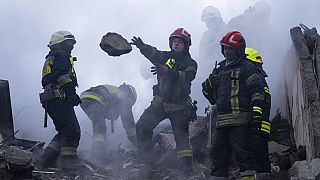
[38,27,270,180]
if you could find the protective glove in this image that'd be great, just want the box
[190,100,198,122]
[131,36,145,49]
[150,65,168,76]
[251,110,270,137]
[61,83,82,106]
[67,94,82,107]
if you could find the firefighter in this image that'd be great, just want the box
[199,6,228,69]
[197,6,229,112]
[202,31,265,180]
[80,83,137,158]
[39,30,82,170]
[245,47,271,173]
[131,28,197,174]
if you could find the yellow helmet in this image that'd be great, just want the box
[48,30,76,47]
[245,47,263,64]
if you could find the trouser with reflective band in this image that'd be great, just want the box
[210,126,256,177]
[252,134,270,173]
[41,139,60,168]
[47,138,60,153]
[260,120,271,134]
[61,147,77,157]
[240,176,255,180]
[136,103,192,168]
[177,149,193,173]
[80,101,107,136]
[60,147,80,170]
[45,99,81,150]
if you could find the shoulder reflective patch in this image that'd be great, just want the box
[246,73,260,87]
[264,86,270,93]
[42,58,54,77]
[103,84,118,94]
[165,58,174,69]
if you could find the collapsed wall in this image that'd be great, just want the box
[282,25,320,161]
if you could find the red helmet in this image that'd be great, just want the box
[220,31,246,54]
[169,28,192,48]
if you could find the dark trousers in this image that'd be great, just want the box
[46,100,81,149]
[80,101,135,136]
[252,134,271,173]
[210,126,256,177]
[136,104,191,166]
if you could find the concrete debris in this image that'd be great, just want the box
[288,158,320,180]
[270,112,296,147]
[100,32,132,56]
[0,146,34,179]
[283,24,320,161]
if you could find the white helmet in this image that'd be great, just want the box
[201,6,221,22]
[119,83,137,106]
[48,30,76,47]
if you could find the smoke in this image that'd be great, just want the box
[0,0,319,150]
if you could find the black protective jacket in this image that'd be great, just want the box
[41,50,78,92]
[203,56,265,127]
[139,44,197,103]
[80,84,134,121]
[255,63,271,126]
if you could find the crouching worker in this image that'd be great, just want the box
[80,83,137,159]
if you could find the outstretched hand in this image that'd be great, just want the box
[131,36,145,49]
[150,65,168,76]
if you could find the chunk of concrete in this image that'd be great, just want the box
[100,32,132,56]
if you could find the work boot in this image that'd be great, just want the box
[177,149,193,175]
[37,147,60,169]
[60,155,93,176]
[91,134,108,160]
[177,156,193,176]
[137,140,154,165]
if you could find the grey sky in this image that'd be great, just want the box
[0,0,319,148]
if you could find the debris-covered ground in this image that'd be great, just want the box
[0,112,318,180]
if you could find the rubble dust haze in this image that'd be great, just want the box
[0,0,319,151]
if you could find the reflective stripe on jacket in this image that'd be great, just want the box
[139,44,197,104]
[207,56,265,127]
[41,50,78,88]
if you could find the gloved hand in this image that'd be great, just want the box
[251,111,262,133]
[190,100,198,122]
[251,111,270,137]
[131,36,145,49]
[61,83,82,106]
[67,93,82,107]
[150,65,168,76]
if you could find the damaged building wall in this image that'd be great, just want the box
[282,26,320,161]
